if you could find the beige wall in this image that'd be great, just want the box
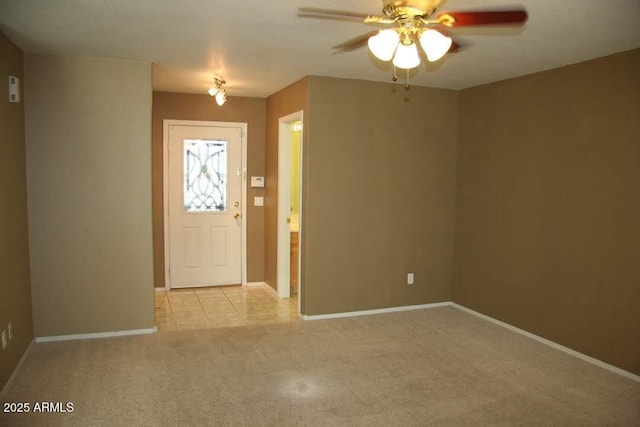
[152,92,266,285]
[265,78,309,294]
[24,54,154,337]
[0,33,34,391]
[303,76,458,315]
[453,49,640,375]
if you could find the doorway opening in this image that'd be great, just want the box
[277,111,303,307]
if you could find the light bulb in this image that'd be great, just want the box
[208,87,219,96]
[393,42,420,69]
[215,89,226,106]
[368,29,400,61]
[419,29,453,62]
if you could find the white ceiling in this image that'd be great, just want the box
[1,0,639,98]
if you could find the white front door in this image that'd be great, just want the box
[168,124,243,288]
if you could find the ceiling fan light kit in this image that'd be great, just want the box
[420,29,453,62]
[393,41,421,69]
[299,0,528,82]
[369,27,453,69]
[368,29,400,61]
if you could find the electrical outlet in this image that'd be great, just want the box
[1,330,7,350]
[8,322,13,340]
[407,273,414,285]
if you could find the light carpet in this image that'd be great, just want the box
[1,306,638,426]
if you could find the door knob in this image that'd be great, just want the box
[233,213,241,219]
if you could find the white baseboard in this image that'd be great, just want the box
[247,281,281,298]
[301,302,452,321]
[300,300,639,382]
[35,327,157,343]
[0,338,36,397]
[265,283,280,296]
[451,303,640,383]
[246,281,267,288]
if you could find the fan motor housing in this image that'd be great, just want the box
[382,0,442,18]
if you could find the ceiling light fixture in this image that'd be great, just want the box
[208,77,227,106]
[299,1,528,89]
[215,90,227,106]
[368,27,452,70]
[393,40,420,69]
[368,29,400,61]
[419,29,453,62]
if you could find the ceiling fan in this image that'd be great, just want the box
[298,0,528,85]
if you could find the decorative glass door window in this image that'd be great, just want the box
[183,139,227,212]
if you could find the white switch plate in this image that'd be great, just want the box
[407,273,414,285]
[254,196,264,206]
[9,76,20,103]
[250,176,265,188]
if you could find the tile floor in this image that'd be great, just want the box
[155,284,299,331]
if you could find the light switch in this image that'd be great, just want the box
[254,196,264,207]
[9,76,20,103]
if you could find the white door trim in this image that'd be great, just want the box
[163,119,248,290]
[277,111,303,305]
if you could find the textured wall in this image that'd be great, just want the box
[454,49,640,375]
[25,54,154,337]
[303,76,458,315]
[152,92,266,285]
[0,32,33,391]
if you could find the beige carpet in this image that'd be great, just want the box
[1,306,638,426]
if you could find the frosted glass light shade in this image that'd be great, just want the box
[393,42,420,69]
[368,29,400,61]
[208,87,219,96]
[215,90,227,106]
[419,29,453,62]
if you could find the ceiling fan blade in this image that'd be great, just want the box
[298,7,374,22]
[437,9,528,27]
[333,30,380,51]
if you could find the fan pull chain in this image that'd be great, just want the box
[391,66,410,90]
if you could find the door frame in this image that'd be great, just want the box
[277,111,303,301]
[163,119,248,290]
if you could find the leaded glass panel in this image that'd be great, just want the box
[183,139,227,212]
